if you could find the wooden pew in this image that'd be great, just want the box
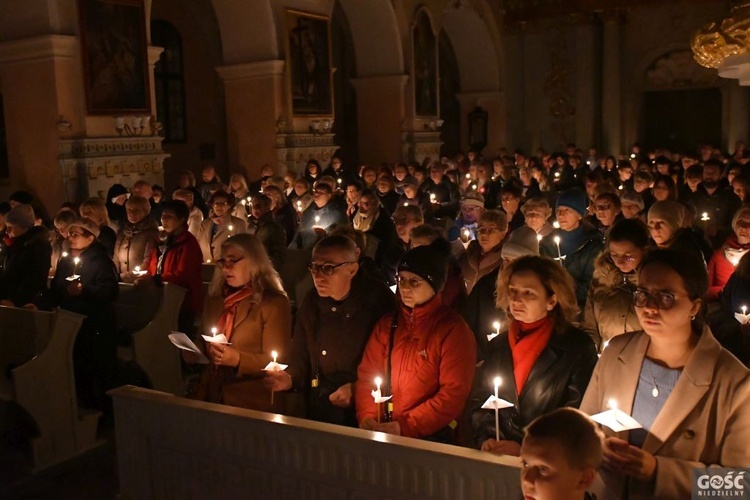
[115,283,186,395]
[0,306,100,471]
[111,386,522,499]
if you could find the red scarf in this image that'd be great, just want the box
[218,285,254,342]
[508,316,554,395]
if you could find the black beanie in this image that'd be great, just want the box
[398,244,448,293]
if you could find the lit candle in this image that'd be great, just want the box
[270,350,279,405]
[337,178,342,185]
[554,235,563,263]
[296,200,302,211]
[618,185,624,191]
[62,251,68,258]
[701,212,710,221]
[240,199,246,206]
[158,225,164,232]
[403,202,409,207]
[493,376,501,441]
[743,306,747,316]
[493,321,500,337]
[314,215,321,225]
[471,184,477,190]
[462,228,470,241]
[272,350,278,366]
[374,376,383,423]
[554,172,560,178]
[630,153,636,159]
[206,259,211,263]
[211,327,218,337]
[536,234,543,242]
[134,266,141,274]
[228,224,234,232]
[553,221,560,229]
[430,193,437,204]
[73,257,80,275]
[465,173,471,179]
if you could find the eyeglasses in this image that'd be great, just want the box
[393,217,417,226]
[308,261,354,275]
[607,254,637,265]
[216,256,244,269]
[594,204,612,211]
[477,227,501,235]
[395,275,425,288]
[633,289,677,310]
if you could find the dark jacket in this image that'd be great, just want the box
[686,185,742,248]
[273,202,298,245]
[287,270,395,425]
[291,202,348,249]
[0,226,51,306]
[418,177,461,219]
[540,226,604,310]
[322,165,357,189]
[253,212,287,271]
[98,225,117,257]
[460,266,507,362]
[469,323,598,447]
[377,190,400,215]
[113,217,159,281]
[663,228,707,266]
[354,207,397,266]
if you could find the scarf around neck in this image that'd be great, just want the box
[508,316,554,395]
[218,285,254,342]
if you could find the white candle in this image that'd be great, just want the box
[73,257,80,274]
[462,228,470,241]
[493,376,501,441]
[134,266,140,273]
[296,200,302,211]
[701,212,710,221]
[608,398,618,410]
[553,236,563,263]
[743,306,747,316]
[374,376,383,423]
[211,327,218,337]
[314,215,320,224]
[493,321,500,337]
[272,350,278,366]
[430,193,437,203]
[374,376,382,397]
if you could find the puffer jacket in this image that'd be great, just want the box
[582,252,642,351]
[113,217,159,281]
[469,322,597,447]
[540,226,604,310]
[356,295,477,439]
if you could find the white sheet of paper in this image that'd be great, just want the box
[371,390,392,404]
[263,362,288,372]
[389,285,397,294]
[65,274,80,281]
[590,409,643,432]
[487,332,499,342]
[481,395,514,410]
[133,270,148,276]
[168,332,209,364]
[202,333,230,345]
[734,312,750,325]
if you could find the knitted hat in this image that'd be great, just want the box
[648,201,685,233]
[68,217,101,238]
[5,204,36,230]
[620,191,645,211]
[501,226,540,261]
[461,192,485,208]
[556,188,588,216]
[398,244,448,293]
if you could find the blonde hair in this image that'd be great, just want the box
[520,197,552,219]
[79,197,111,226]
[126,195,151,214]
[229,173,248,193]
[209,233,287,298]
[496,255,578,327]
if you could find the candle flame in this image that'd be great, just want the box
[492,321,500,331]
[553,236,561,244]
[62,252,68,258]
[272,350,278,361]
[493,376,501,389]
[374,376,382,387]
[607,398,618,410]
[211,327,217,336]
[553,221,560,229]
[536,234,543,242]
[228,225,233,231]
[73,257,80,265]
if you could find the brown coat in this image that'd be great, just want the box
[197,215,247,262]
[113,217,159,281]
[582,253,642,350]
[204,290,291,412]
[580,328,750,499]
[457,241,503,295]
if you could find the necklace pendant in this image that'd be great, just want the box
[652,386,659,398]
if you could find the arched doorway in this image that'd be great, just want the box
[331,1,359,165]
[439,31,461,157]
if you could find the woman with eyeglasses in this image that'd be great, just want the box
[46,217,119,411]
[468,255,598,455]
[136,200,203,335]
[197,190,247,263]
[187,233,291,411]
[582,218,648,351]
[356,244,476,442]
[580,249,750,499]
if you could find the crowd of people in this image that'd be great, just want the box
[1,142,749,498]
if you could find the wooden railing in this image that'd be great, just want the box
[111,386,523,499]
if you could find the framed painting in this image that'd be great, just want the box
[285,10,334,116]
[78,0,151,114]
[413,12,438,117]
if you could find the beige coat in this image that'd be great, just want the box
[582,254,642,350]
[457,240,503,295]
[204,290,292,412]
[197,214,247,262]
[580,328,750,499]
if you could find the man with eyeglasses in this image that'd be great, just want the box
[447,193,485,243]
[266,235,394,427]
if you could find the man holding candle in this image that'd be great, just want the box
[266,235,394,426]
[356,244,476,441]
[540,188,603,310]
[290,183,348,249]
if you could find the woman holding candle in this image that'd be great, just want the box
[356,244,476,442]
[79,197,117,257]
[469,255,597,455]
[46,217,119,410]
[113,196,159,282]
[187,233,291,411]
[582,219,649,351]
[706,206,750,302]
[580,249,750,499]
[263,185,298,245]
[197,190,247,263]
[228,173,250,219]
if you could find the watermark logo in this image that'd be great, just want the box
[693,468,749,498]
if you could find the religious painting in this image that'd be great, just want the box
[285,10,334,116]
[78,0,151,114]
[413,12,438,117]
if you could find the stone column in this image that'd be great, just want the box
[726,82,750,149]
[601,11,623,155]
[573,13,597,150]
[216,60,284,178]
[350,74,408,165]
[0,35,80,211]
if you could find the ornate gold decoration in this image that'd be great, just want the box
[692,2,750,69]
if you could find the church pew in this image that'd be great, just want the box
[111,386,522,499]
[115,283,186,395]
[0,306,100,471]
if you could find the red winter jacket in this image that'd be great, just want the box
[356,294,476,439]
[707,234,750,301]
[146,229,204,314]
